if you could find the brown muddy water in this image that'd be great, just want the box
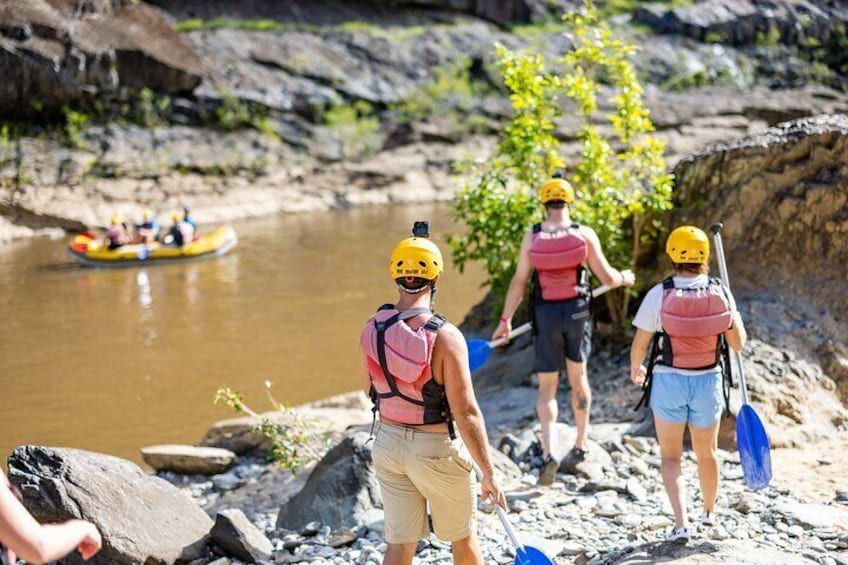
[0,204,486,463]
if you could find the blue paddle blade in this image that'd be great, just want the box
[467,339,491,372]
[736,404,773,491]
[515,545,555,565]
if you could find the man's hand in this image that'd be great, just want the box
[77,522,102,560]
[491,319,511,344]
[480,471,507,510]
[630,364,647,387]
[620,269,636,287]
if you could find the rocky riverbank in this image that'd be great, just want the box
[8,388,848,565]
[4,0,848,242]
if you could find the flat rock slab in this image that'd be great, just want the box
[8,446,212,565]
[141,444,236,475]
[775,501,848,531]
[611,539,817,564]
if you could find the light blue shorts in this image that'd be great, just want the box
[650,369,723,428]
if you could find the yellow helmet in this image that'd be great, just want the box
[109,213,122,225]
[666,226,710,264]
[171,212,181,222]
[539,178,575,204]
[389,237,444,281]
[142,209,153,221]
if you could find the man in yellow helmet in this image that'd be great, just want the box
[135,209,159,245]
[360,221,505,565]
[493,175,635,486]
[103,213,129,250]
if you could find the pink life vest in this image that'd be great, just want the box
[105,225,128,247]
[529,223,589,302]
[360,305,451,428]
[659,277,733,370]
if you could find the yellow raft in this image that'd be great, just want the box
[68,226,238,267]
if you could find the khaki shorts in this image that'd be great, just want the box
[371,421,477,544]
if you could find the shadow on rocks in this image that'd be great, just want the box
[589,539,720,565]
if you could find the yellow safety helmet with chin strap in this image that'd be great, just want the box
[666,226,710,264]
[389,237,444,281]
[539,177,575,205]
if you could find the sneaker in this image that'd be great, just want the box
[538,455,559,486]
[665,526,690,543]
[701,511,716,527]
[560,446,588,473]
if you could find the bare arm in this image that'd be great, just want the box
[629,328,654,386]
[582,226,633,288]
[725,312,747,352]
[433,325,505,507]
[0,473,101,563]
[359,350,373,397]
[492,231,534,341]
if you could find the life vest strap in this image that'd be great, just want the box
[370,306,453,434]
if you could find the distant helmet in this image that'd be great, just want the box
[172,212,181,222]
[666,226,710,264]
[539,178,575,204]
[109,213,122,225]
[389,237,444,281]
[142,209,153,221]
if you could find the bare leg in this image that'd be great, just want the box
[383,543,416,565]
[655,416,688,528]
[565,359,590,450]
[689,421,721,513]
[451,533,484,565]
[537,371,559,459]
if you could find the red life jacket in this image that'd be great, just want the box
[360,305,452,431]
[529,222,589,302]
[658,277,733,370]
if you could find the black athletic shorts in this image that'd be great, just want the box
[533,297,592,372]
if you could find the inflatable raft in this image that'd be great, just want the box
[68,226,238,267]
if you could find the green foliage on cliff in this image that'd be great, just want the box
[597,0,693,18]
[449,0,673,324]
[321,100,382,159]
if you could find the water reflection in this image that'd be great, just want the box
[0,204,485,462]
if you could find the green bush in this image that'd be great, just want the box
[449,0,673,325]
[215,382,330,473]
[61,105,90,148]
[323,100,382,159]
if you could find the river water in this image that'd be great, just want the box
[0,204,486,463]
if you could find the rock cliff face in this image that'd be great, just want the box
[672,114,848,319]
[0,0,202,117]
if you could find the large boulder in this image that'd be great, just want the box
[7,446,212,564]
[276,431,382,531]
[0,0,202,117]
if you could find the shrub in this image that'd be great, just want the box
[449,0,673,325]
[215,382,330,472]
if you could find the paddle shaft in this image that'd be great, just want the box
[472,465,528,557]
[710,223,749,405]
[488,284,613,348]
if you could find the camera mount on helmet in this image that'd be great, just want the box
[411,220,430,239]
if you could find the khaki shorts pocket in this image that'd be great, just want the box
[415,454,472,475]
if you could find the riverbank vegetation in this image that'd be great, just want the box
[449,0,672,326]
